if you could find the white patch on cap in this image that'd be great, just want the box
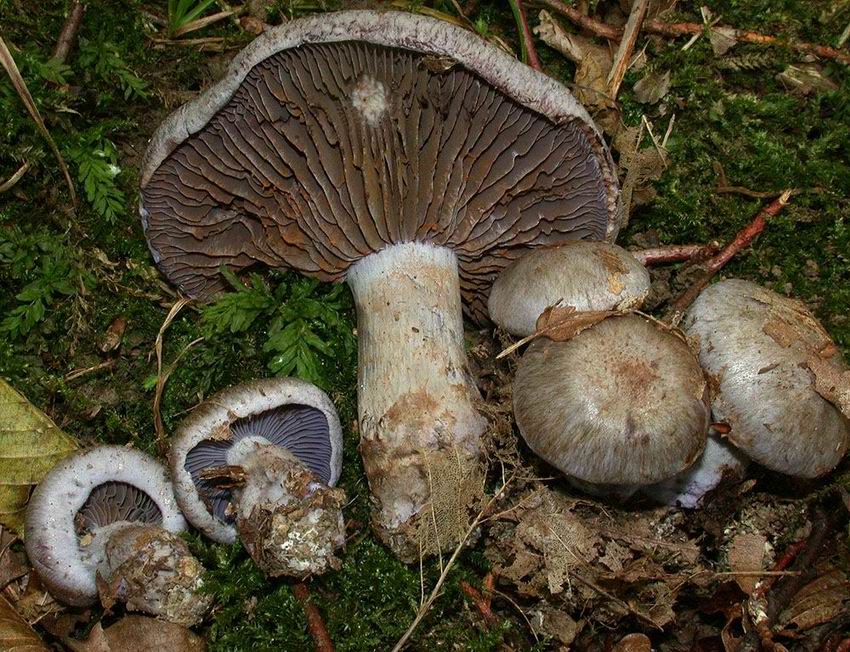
[351,75,387,127]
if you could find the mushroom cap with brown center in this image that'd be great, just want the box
[513,315,709,486]
[139,10,620,319]
[683,279,850,477]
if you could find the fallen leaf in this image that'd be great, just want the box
[633,70,671,104]
[777,569,850,632]
[535,10,615,112]
[534,305,621,343]
[0,527,27,590]
[613,633,652,652]
[777,63,839,95]
[65,616,205,652]
[0,379,78,534]
[727,532,767,595]
[99,316,127,353]
[709,26,738,56]
[0,593,49,652]
[807,354,850,418]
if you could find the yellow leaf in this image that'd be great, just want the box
[0,379,78,535]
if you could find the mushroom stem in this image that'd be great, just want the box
[346,242,487,560]
[226,441,346,577]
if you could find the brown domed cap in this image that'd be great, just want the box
[684,279,850,478]
[140,10,620,318]
[514,315,709,486]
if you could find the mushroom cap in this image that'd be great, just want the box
[514,315,709,486]
[683,279,850,477]
[139,10,620,320]
[642,433,749,508]
[171,377,343,544]
[487,241,650,336]
[24,446,186,606]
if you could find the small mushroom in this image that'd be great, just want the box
[683,279,850,477]
[139,11,620,559]
[642,431,749,508]
[24,446,210,626]
[171,378,346,577]
[488,241,650,336]
[513,314,709,494]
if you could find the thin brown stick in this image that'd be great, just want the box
[512,0,542,70]
[607,0,650,99]
[665,190,792,320]
[632,242,720,266]
[0,36,77,208]
[0,160,30,193]
[531,0,850,65]
[52,0,86,64]
[292,581,335,652]
[459,580,497,627]
[64,359,116,382]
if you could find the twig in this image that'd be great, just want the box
[64,359,116,382]
[392,475,515,652]
[0,36,77,208]
[0,160,30,193]
[664,190,792,320]
[509,0,542,70]
[172,8,240,38]
[607,0,650,99]
[632,242,720,266]
[52,0,86,64]
[530,0,850,65]
[459,580,497,627]
[292,581,335,652]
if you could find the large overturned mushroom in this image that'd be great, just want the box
[140,10,620,559]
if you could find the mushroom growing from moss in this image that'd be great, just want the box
[488,241,649,337]
[683,279,850,477]
[513,315,709,495]
[24,446,210,626]
[171,378,346,578]
[139,10,620,559]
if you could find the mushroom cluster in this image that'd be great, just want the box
[25,446,210,626]
[139,10,620,559]
[490,243,850,507]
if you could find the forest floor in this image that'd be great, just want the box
[1,0,849,650]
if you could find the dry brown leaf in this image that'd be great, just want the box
[0,594,48,652]
[777,568,850,632]
[807,354,850,418]
[65,616,205,652]
[535,305,620,343]
[612,633,652,652]
[709,26,738,56]
[534,10,615,112]
[633,70,671,104]
[727,532,767,595]
[0,527,27,590]
[777,63,839,95]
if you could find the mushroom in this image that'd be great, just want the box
[171,377,346,577]
[24,446,210,626]
[683,279,850,477]
[642,431,749,508]
[488,241,649,336]
[139,11,620,558]
[513,314,709,495]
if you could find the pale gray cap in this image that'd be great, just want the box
[683,279,849,477]
[488,241,650,336]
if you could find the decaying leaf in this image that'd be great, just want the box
[0,593,49,652]
[709,26,738,56]
[727,532,767,595]
[612,633,652,652]
[0,527,27,590]
[777,568,850,633]
[65,616,205,652]
[614,124,668,221]
[777,63,839,95]
[0,379,78,534]
[633,70,671,104]
[534,10,615,112]
[807,354,850,418]
[534,305,623,343]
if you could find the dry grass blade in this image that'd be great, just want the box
[172,9,238,37]
[392,475,515,652]
[0,37,77,209]
[0,161,30,194]
[153,298,201,455]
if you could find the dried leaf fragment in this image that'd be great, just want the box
[0,593,49,652]
[633,70,671,104]
[778,569,850,632]
[65,616,205,652]
[807,354,850,418]
[727,532,768,595]
[534,305,622,343]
